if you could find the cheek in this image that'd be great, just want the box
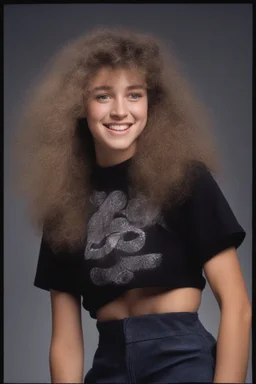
[87,103,108,122]
[133,100,148,120]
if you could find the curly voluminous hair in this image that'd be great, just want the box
[13,26,221,253]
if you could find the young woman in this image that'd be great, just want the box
[14,26,251,383]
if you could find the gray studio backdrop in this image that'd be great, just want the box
[4,4,252,383]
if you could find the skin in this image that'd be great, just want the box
[85,66,148,167]
[50,291,84,383]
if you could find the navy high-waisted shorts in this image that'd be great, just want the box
[84,311,217,383]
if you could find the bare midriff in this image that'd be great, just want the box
[96,287,202,321]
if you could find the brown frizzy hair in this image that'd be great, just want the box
[13,26,221,253]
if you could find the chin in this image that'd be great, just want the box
[102,139,136,150]
[107,140,136,150]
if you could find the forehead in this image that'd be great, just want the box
[89,67,145,88]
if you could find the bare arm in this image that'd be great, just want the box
[212,306,251,383]
[49,290,84,383]
[204,247,252,383]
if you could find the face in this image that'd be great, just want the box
[85,66,148,167]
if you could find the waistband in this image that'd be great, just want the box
[96,311,200,345]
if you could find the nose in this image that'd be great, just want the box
[110,98,128,119]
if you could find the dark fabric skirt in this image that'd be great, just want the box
[84,311,217,383]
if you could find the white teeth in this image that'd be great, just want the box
[107,124,131,131]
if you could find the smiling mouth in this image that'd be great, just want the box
[103,124,133,132]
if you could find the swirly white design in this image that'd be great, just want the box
[85,190,165,286]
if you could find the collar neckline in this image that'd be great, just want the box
[94,156,133,173]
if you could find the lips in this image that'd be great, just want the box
[103,123,133,131]
[104,123,132,127]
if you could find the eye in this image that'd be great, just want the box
[128,93,143,100]
[95,94,110,101]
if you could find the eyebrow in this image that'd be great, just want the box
[91,85,146,92]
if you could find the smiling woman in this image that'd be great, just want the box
[13,26,221,252]
[85,67,148,166]
[12,26,250,384]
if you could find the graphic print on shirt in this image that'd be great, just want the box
[84,190,167,286]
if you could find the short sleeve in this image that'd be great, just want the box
[34,236,81,297]
[185,164,246,266]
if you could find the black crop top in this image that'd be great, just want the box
[34,158,246,319]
